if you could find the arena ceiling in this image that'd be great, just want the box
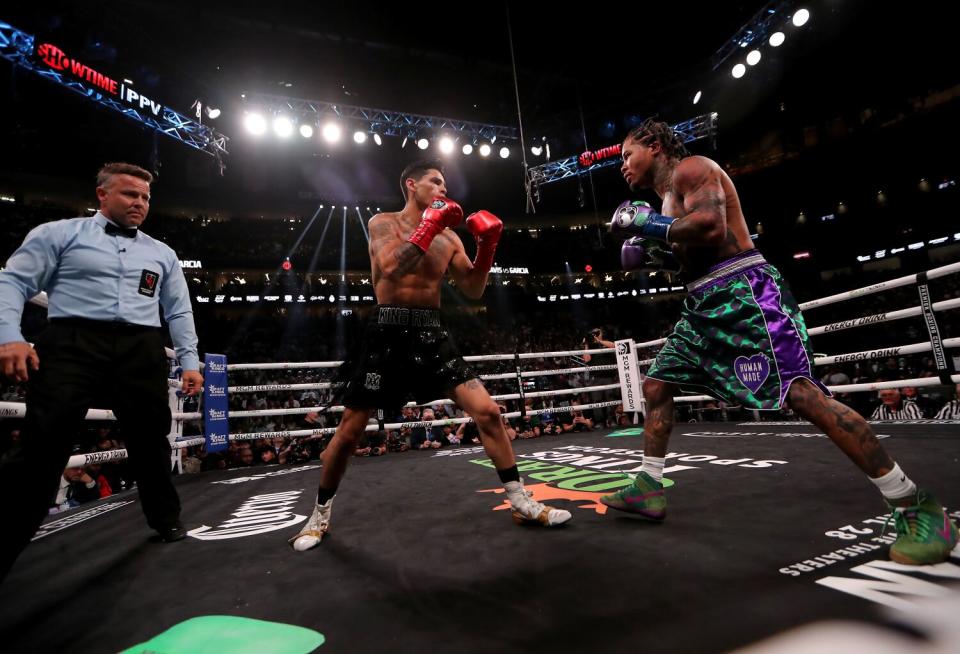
[0,0,955,222]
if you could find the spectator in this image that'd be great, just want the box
[236,447,255,467]
[418,409,443,450]
[456,415,482,445]
[258,447,278,465]
[821,366,851,387]
[52,466,100,512]
[571,409,594,432]
[85,463,114,498]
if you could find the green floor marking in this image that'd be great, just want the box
[121,615,325,654]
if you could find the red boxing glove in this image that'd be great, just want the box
[407,197,463,253]
[465,210,503,272]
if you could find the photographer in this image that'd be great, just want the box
[355,430,387,457]
[581,328,615,364]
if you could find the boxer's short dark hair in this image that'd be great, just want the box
[400,159,444,197]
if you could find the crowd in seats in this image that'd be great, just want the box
[3,197,960,490]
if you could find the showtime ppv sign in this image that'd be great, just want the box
[34,42,164,117]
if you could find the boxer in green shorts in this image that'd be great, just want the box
[600,119,956,565]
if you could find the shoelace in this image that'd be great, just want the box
[308,504,331,530]
[517,489,547,516]
[883,506,930,542]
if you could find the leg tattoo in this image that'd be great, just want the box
[788,379,893,477]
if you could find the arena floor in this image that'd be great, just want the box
[1,422,958,653]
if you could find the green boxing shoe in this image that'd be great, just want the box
[599,471,666,521]
[887,490,959,565]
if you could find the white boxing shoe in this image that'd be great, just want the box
[508,486,572,527]
[289,497,333,551]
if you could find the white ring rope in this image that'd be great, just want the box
[478,364,618,381]
[798,261,960,311]
[227,361,344,371]
[813,338,960,367]
[219,364,621,393]
[69,372,960,466]
[807,297,960,336]
[65,448,130,469]
[17,260,960,473]
[0,402,115,421]
[463,347,614,362]
[171,382,624,421]
[9,336,958,424]
[826,374,960,395]
[183,399,629,445]
[230,382,333,394]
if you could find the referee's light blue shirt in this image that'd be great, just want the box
[0,212,200,370]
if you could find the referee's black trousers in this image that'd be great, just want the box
[0,319,181,581]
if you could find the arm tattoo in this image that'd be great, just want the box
[392,243,424,276]
[687,189,725,215]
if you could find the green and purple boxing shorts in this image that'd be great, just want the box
[646,250,830,410]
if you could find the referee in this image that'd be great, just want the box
[870,388,924,420]
[935,384,960,420]
[0,163,203,581]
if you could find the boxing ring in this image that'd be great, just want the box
[0,261,958,653]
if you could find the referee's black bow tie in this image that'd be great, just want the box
[105,223,138,238]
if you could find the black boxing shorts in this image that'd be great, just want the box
[332,305,479,413]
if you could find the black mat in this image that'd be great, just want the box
[1,423,958,653]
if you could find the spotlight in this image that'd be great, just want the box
[479,144,491,157]
[322,123,342,142]
[732,63,746,79]
[373,133,382,146]
[354,131,368,144]
[273,116,293,138]
[792,8,810,27]
[207,107,221,119]
[244,113,266,135]
[499,146,510,159]
[531,145,542,156]
[401,137,408,149]
[417,138,429,150]
[746,50,761,66]
[299,124,314,138]
[769,31,785,46]
[439,137,455,154]
[693,90,702,105]
[462,144,474,155]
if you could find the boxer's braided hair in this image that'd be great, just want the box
[626,118,689,160]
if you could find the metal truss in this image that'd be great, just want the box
[710,0,793,71]
[244,92,518,144]
[527,112,719,188]
[0,21,229,167]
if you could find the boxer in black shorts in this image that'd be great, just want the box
[291,160,571,551]
[336,305,477,412]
